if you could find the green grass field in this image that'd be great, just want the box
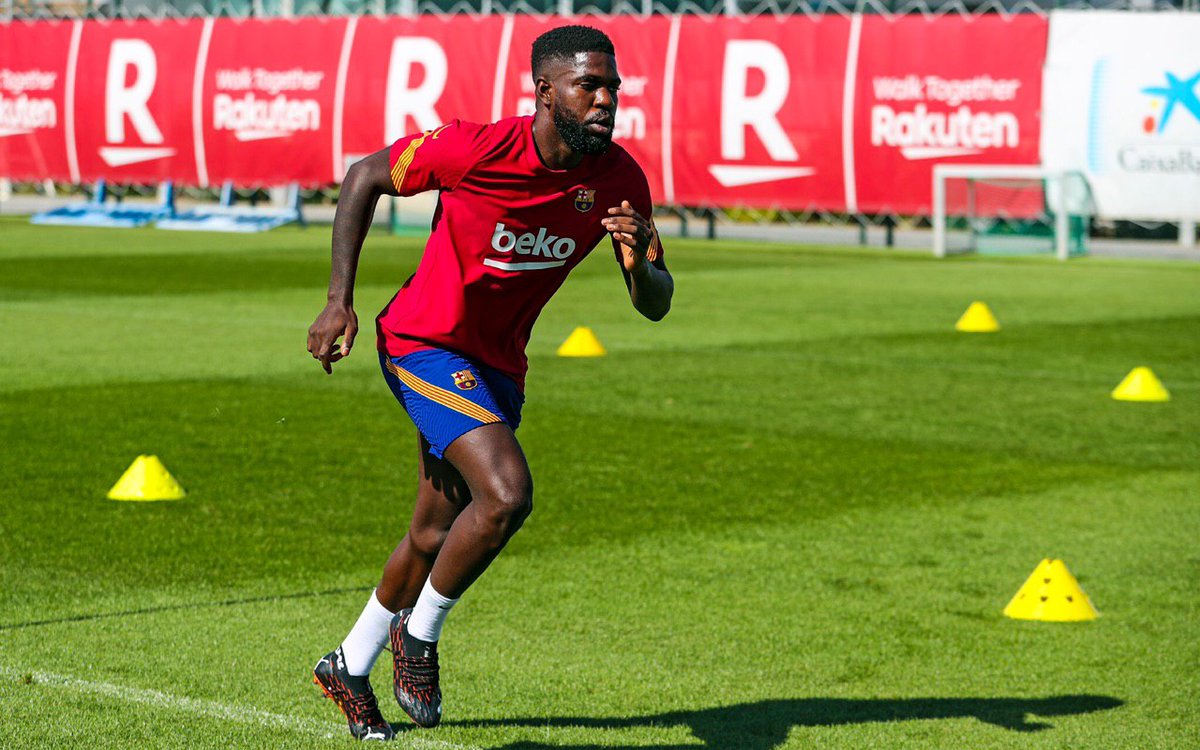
[1,214,1197,749]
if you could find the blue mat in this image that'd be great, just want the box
[31,180,175,229]
[156,206,300,233]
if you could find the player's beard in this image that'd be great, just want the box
[553,104,612,155]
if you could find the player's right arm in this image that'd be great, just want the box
[306,147,398,375]
[308,121,482,373]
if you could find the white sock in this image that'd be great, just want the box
[339,589,395,676]
[407,578,459,643]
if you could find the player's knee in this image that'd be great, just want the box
[477,476,533,545]
[407,524,450,559]
[487,480,533,525]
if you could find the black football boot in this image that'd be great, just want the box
[313,647,395,741]
[389,609,442,728]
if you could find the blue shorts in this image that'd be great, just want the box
[379,348,524,459]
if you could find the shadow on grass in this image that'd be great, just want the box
[439,695,1123,750]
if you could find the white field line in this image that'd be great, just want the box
[0,665,475,749]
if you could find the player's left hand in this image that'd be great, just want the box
[603,200,653,273]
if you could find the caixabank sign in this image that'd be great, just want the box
[1041,11,1200,221]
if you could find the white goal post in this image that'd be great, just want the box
[932,164,1093,261]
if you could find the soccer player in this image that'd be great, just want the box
[306,25,673,741]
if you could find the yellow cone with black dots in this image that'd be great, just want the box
[955,301,1000,333]
[1003,559,1098,622]
[107,455,186,501]
[1111,366,1170,402]
[557,327,606,357]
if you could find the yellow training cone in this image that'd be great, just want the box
[1111,367,1170,402]
[557,326,606,357]
[955,301,1000,333]
[1003,559,1098,622]
[107,455,187,501]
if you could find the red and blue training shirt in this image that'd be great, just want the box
[375,115,661,390]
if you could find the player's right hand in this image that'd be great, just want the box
[307,302,358,375]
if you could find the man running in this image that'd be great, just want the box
[307,25,673,741]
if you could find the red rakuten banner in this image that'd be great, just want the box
[494,15,672,201]
[0,14,1049,213]
[339,15,506,181]
[851,15,1047,215]
[72,19,203,185]
[200,17,347,187]
[669,16,852,209]
[0,20,76,182]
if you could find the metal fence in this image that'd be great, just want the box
[3,0,1196,21]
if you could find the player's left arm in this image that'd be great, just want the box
[604,200,673,321]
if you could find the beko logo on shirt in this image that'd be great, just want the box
[491,223,576,258]
[486,222,576,271]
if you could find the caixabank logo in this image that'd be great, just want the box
[1141,71,1200,135]
[1089,59,1200,176]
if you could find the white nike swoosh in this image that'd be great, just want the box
[234,129,291,142]
[99,146,177,167]
[900,146,983,160]
[707,164,816,188]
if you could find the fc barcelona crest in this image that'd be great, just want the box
[574,188,596,212]
[452,370,478,390]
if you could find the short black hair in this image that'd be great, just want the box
[531,25,615,77]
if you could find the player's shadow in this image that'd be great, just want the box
[440,695,1123,750]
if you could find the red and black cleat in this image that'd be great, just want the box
[313,647,395,741]
[389,609,442,728]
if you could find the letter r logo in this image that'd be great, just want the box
[720,40,798,162]
[105,39,164,145]
[386,38,448,144]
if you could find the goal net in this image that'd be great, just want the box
[932,165,1094,260]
